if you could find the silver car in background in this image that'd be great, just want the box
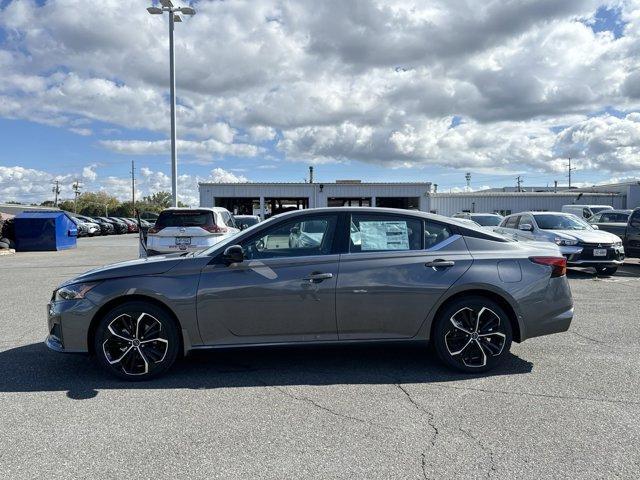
[495,211,624,275]
[46,207,573,380]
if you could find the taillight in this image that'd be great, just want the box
[203,225,227,234]
[529,256,567,277]
[148,227,161,234]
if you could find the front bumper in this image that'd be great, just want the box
[46,299,94,353]
[560,244,625,267]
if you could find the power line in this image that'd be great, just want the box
[72,180,82,213]
[567,157,576,188]
[130,160,136,207]
[516,175,523,192]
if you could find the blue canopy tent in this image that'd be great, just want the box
[14,211,78,251]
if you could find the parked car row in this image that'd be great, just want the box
[68,214,152,237]
[451,205,639,276]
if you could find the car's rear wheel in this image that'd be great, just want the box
[432,296,512,373]
[595,266,617,276]
[94,301,179,380]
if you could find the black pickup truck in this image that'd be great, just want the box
[589,207,640,258]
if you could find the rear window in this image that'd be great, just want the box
[471,215,502,226]
[155,210,215,228]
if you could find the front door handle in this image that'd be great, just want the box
[425,259,455,269]
[304,272,334,283]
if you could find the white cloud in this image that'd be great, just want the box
[2,0,640,183]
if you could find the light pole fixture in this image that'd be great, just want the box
[147,0,196,207]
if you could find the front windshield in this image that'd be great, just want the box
[534,214,590,230]
[471,215,502,226]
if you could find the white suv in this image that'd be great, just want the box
[146,207,240,256]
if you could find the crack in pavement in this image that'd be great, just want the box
[267,384,369,425]
[427,383,640,406]
[570,330,610,347]
[395,383,439,480]
[459,427,497,479]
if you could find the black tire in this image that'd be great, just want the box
[595,266,617,276]
[94,301,180,380]
[432,296,512,373]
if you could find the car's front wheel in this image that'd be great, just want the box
[94,301,179,380]
[432,296,513,373]
[595,266,617,276]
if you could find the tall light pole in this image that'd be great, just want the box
[147,0,196,207]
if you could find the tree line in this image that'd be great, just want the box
[40,191,187,217]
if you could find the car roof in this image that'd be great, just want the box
[162,207,228,212]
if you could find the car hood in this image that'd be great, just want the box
[547,229,622,243]
[59,253,187,287]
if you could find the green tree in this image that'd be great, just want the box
[143,191,173,208]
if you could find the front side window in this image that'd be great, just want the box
[630,211,640,228]
[504,216,519,228]
[241,215,337,260]
[349,214,422,252]
[590,213,602,223]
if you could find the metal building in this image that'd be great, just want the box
[198,179,638,219]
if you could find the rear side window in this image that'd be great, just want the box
[424,221,452,249]
[350,214,422,252]
[155,210,215,228]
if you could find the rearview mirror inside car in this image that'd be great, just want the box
[223,245,245,264]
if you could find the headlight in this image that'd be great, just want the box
[614,240,623,247]
[53,282,99,302]
[554,238,578,246]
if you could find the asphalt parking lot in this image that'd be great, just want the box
[1,235,639,479]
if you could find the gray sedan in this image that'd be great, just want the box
[46,208,573,380]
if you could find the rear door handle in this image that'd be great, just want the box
[425,259,455,269]
[304,272,334,282]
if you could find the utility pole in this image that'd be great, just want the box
[52,180,60,207]
[465,172,471,190]
[516,175,523,192]
[72,180,82,213]
[130,160,136,208]
[567,157,576,188]
[554,180,558,193]
[147,1,196,208]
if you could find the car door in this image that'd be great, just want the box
[196,213,340,345]
[335,213,473,340]
[496,215,520,240]
[626,209,640,256]
[515,214,536,242]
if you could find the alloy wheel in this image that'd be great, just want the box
[444,306,506,368]
[102,312,169,376]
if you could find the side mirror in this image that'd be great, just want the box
[591,224,599,230]
[290,226,300,235]
[519,223,533,232]
[223,245,244,264]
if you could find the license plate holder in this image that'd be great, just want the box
[175,237,191,245]
[593,248,607,257]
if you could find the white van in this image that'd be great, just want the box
[561,204,613,219]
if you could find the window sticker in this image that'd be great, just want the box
[359,221,410,250]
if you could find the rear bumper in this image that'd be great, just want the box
[524,306,574,340]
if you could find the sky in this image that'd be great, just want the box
[2,0,640,206]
